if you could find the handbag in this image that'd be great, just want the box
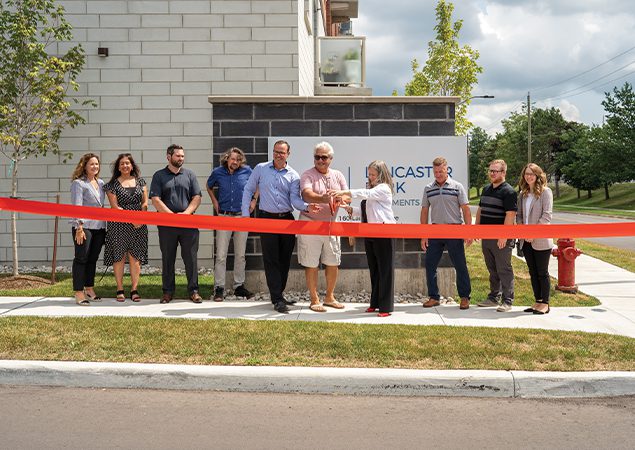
[516,240,524,257]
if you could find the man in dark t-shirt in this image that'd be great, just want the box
[150,144,202,304]
[475,159,517,311]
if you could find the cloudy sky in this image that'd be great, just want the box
[355,0,635,134]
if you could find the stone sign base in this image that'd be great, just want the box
[232,269,458,297]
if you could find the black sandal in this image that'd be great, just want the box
[116,290,126,302]
[130,290,141,302]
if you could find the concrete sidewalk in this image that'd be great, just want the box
[2,253,634,338]
[1,252,634,398]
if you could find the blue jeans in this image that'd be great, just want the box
[425,238,471,300]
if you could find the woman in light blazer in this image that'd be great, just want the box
[517,163,553,314]
[329,160,397,317]
[70,153,106,305]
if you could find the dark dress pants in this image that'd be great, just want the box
[72,228,106,291]
[481,239,515,304]
[259,212,296,304]
[364,237,395,313]
[425,238,471,300]
[158,226,199,294]
[522,242,551,304]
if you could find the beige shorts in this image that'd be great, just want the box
[297,216,341,267]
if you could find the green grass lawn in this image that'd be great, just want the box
[0,274,214,300]
[0,238,614,372]
[553,182,635,210]
[0,245,598,307]
[1,316,633,371]
[576,239,635,273]
[464,243,596,307]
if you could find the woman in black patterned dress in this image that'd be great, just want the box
[104,153,149,302]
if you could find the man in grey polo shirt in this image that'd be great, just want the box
[420,157,472,310]
[150,144,202,304]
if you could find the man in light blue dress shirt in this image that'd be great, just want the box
[241,140,320,313]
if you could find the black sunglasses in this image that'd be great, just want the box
[314,155,330,161]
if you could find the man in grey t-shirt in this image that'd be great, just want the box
[150,144,202,304]
[420,157,472,310]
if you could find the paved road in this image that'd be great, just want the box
[1,386,634,449]
[551,211,635,251]
[469,206,635,251]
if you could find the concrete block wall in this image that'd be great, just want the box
[209,96,458,293]
[1,1,307,268]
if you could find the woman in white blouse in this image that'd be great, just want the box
[329,160,396,317]
[517,163,553,314]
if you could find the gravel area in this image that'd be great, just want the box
[0,265,211,276]
[218,290,444,305]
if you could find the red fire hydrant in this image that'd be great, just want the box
[551,238,583,293]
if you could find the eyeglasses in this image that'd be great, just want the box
[314,155,330,161]
[488,169,503,173]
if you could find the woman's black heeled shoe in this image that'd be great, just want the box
[523,307,535,313]
[533,305,550,315]
[130,290,141,302]
[116,290,126,302]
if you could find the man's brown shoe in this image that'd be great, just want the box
[160,293,172,304]
[422,298,440,308]
[460,297,470,310]
[190,291,203,303]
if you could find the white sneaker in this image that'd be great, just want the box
[496,303,512,312]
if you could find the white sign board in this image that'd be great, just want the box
[268,136,468,224]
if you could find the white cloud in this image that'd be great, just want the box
[557,100,581,122]
[356,0,635,133]
[468,100,525,134]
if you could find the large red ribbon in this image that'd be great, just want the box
[1,197,634,239]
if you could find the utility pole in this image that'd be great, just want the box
[527,91,532,162]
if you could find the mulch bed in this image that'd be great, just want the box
[0,275,54,290]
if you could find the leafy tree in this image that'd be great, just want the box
[589,125,622,200]
[552,120,587,198]
[490,106,584,189]
[404,0,483,135]
[530,107,569,175]
[468,126,492,196]
[556,125,604,198]
[560,82,635,200]
[602,82,635,182]
[0,0,92,276]
[489,111,528,183]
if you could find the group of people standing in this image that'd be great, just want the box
[70,145,201,305]
[474,159,553,314]
[70,141,553,317]
[420,157,553,315]
[70,152,148,305]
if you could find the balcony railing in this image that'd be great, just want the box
[317,36,366,88]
